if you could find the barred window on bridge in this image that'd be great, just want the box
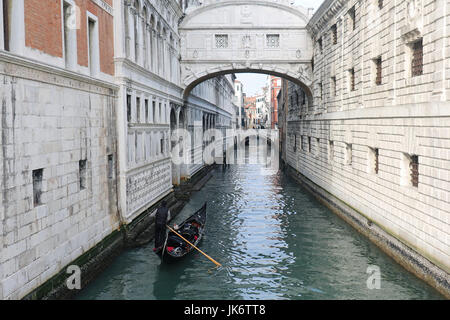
[215,34,229,48]
[266,34,280,48]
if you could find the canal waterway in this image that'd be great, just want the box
[76,159,443,299]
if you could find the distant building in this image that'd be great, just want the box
[234,80,245,129]
[268,76,282,129]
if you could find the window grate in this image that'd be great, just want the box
[374,148,379,174]
[349,7,356,31]
[375,58,382,85]
[266,34,280,48]
[411,39,423,77]
[410,155,419,187]
[215,34,228,48]
[33,169,43,207]
[331,24,337,45]
[349,68,355,91]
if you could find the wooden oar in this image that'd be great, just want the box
[166,225,222,268]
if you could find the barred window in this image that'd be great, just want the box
[410,155,419,187]
[346,144,352,165]
[411,39,423,77]
[331,24,337,45]
[317,37,322,53]
[266,34,280,48]
[375,57,382,85]
[349,68,355,91]
[215,34,228,48]
[374,148,379,174]
[79,159,87,190]
[349,6,356,31]
[33,169,43,207]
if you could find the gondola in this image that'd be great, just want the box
[154,202,207,262]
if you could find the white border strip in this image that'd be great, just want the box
[91,0,113,16]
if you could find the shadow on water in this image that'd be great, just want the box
[153,263,184,299]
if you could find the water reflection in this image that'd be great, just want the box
[76,158,444,300]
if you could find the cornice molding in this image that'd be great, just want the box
[306,0,348,37]
[0,51,118,95]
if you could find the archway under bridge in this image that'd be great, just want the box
[179,0,315,102]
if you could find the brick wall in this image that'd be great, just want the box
[23,0,114,76]
[24,0,63,58]
[75,0,114,75]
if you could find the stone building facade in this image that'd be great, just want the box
[0,0,118,299]
[0,0,234,299]
[282,0,450,293]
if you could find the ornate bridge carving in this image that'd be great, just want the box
[179,0,315,99]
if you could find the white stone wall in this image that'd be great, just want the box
[185,75,235,178]
[285,0,450,273]
[0,53,119,299]
[114,0,183,222]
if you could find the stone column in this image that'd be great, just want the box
[128,6,136,62]
[8,0,25,55]
[146,24,152,71]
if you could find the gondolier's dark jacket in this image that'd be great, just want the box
[155,207,170,225]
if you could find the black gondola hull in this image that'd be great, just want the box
[154,202,207,262]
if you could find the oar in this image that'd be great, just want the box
[166,225,222,268]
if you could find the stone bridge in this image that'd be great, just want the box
[179,0,315,100]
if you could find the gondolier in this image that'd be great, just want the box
[154,201,171,251]
[154,202,208,262]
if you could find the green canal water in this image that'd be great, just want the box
[76,161,444,300]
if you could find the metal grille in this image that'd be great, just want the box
[331,24,337,45]
[215,34,228,48]
[374,148,379,174]
[410,155,419,187]
[349,69,355,91]
[349,7,356,31]
[266,34,280,48]
[411,39,423,77]
[375,58,382,85]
